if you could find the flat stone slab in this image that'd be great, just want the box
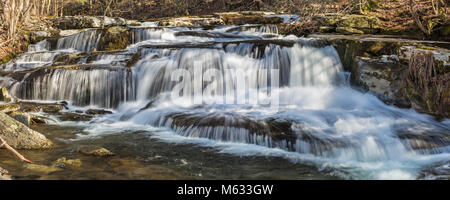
[309,34,450,46]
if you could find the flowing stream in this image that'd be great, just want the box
[1,23,449,180]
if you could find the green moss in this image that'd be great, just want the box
[440,24,450,36]
[98,26,132,51]
[0,55,12,65]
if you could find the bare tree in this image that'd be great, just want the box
[1,0,33,40]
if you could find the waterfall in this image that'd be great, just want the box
[1,24,448,179]
[9,68,135,108]
[56,29,102,52]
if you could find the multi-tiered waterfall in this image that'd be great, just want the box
[0,23,448,180]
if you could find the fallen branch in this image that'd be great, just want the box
[0,136,33,164]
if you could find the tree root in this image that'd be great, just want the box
[0,136,33,164]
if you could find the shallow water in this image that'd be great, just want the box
[0,124,338,180]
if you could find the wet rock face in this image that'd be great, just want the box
[0,112,52,149]
[418,161,450,180]
[311,34,449,117]
[353,56,411,108]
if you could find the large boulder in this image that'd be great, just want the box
[0,112,52,149]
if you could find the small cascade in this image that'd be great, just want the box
[56,29,102,52]
[225,25,279,34]
[9,68,135,108]
[131,28,176,43]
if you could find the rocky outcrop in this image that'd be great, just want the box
[51,16,126,30]
[160,17,225,27]
[157,12,283,27]
[313,14,381,35]
[0,112,52,149]
[98,26,132,51]
[310,34,450,117]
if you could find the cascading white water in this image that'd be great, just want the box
[0,24,448,179]
[9,68,135,108]
[56,29,102,52]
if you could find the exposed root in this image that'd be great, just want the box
[407,51,449,116]
[0,136,33,164]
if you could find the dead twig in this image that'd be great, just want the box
[0,136,33,164]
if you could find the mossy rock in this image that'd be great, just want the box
[337,15,380,29]
[336,27,364,35]
[336,15,381,34]
[98,26,132,51]
[0,104,20,113]
[78,145,114,157]
[0,54,12,65]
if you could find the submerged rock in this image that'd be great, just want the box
[59,112,93,121]
[78,145,114,157]
[0,112,52,149]
[52,157,82,168]
[24,163,62,174]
